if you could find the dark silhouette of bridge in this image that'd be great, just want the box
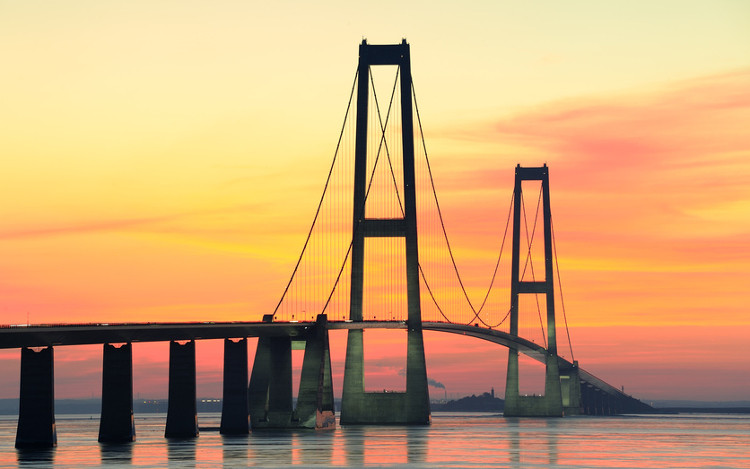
[1,39,652,448]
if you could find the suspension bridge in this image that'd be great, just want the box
[1,39,652,448]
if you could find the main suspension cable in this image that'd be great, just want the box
[411,85,477,311]
[412,82,514,327]
[552,217,575,362]
[476,192,515,313]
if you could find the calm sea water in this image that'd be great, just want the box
[1,412,749,468]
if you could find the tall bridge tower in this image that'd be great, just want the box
[340,39,431,424]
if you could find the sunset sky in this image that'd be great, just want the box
[1,1,749,403]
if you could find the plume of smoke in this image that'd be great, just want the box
[398,368,445,389]
[428,378,446,389]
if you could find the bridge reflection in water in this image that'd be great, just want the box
[7,413,748,468]
[1,40,653,448]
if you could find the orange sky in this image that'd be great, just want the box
[1,1,749,402]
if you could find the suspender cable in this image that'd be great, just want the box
[520,187,546,347]
[321,66,399,315]
[272,68,359,318]
[412,82,516,328]
[476,192,514,314]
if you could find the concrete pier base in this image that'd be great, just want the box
[560,361,582,416]
[165,340,198,438]
[15,346,56,448]
[503,349,563,417]
[581,384,610,415]
[340,326,430,425]
[220,338,249,434]
[249,315,335,429]
[99,343,135,442]
[293,315,335,429]
[248,336,292,427]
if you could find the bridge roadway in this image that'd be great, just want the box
[0,319,634,404]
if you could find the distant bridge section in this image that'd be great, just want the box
[420,322,654,415]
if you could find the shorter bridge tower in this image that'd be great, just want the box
[504,164,574,417]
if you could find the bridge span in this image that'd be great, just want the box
[1,320,653,411]
[1,318,653,448]
[0,320,654,411]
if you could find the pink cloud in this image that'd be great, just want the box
[434,67,750,196]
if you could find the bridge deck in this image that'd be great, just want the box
[0,320,640,405]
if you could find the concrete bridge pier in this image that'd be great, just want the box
[98,343,135,442]
[581,384,597,415]
[340,323,431,424]
[589,386,604,415]
[610,394,622,415]
[248,315,335,429]
[248,335,293,428]
[605,392,618,415]
[560,361,582,416]
[15,346,56,448]
[220,338,250,434]
[165,340,198,438]
[504,349,564,417]
[293,315,335,429]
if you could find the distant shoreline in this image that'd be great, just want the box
[0,398,748,415]
[651,407,750,414]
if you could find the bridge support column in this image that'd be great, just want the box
[220,338,249,434]
[248,336,292,427]
[604,392,614,415]
[340,326,430,424]
[560,361,582,416]
[504,350,563,417]
[295,315,335,429]
[249,315,335,429]
[165,340,198,438]
[581,384,596,415]
[15,346,56,448]
[99,343,135,442]
[591,388,604,415]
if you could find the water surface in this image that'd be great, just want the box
[2,412,749,467]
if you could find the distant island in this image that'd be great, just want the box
[432,390,504,412]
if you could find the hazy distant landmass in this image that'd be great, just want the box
[431,392,504,412]
[1,397,748,415]
[0,398,223,415]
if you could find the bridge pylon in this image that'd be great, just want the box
[504,164,569,417]
[340,39,431,425]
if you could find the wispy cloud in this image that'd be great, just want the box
[0,204,263,241]
[438,67,750,197]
